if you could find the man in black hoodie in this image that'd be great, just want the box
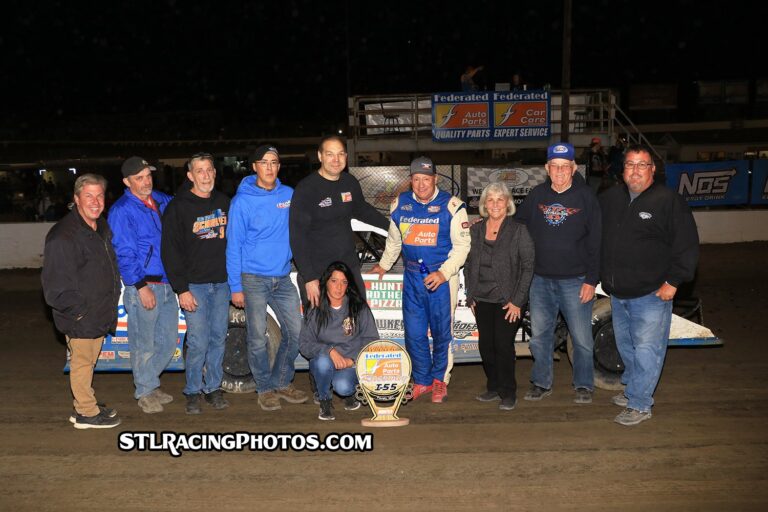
[42,173,122,429]
[516,142,601,405]
[600,144,699,426]
[161,152,231,414]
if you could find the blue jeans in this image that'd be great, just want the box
[611,292,673,412]
[183,282,230,395]
[124,283,179,399]
[309,352,358,400]
[529,274,594,390]
[241,274,302,393]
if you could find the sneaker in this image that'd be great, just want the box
[499,397,517,411]
[614,408,652,426]
[138,393,163,414]
[257,391,282,411]
[275,384,309,404]
[476,390,501,402]
[343,395,361,411]
[185,393,202,415]
[69,404,116,424]
[204,389,230,410]
[431,379,447,403]
[612,393,629,407]
[73,410,122,430]
[410,383,433,401]
[318,399,335,421]
[574,387,593,404]
[150,388,173,405]
[523,384,552,401]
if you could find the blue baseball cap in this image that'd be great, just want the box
[547,143,575,161]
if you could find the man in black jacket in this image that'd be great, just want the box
[600,144,699,426]
[161,152,231,415]
[42,174,122,429]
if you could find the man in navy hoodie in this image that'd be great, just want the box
[227,145,308,412]
[161,152,231,415]
[516,143,601,405]
[109,156,179,414]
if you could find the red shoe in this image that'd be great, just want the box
[411,383,433,400]
[431,379,448,403]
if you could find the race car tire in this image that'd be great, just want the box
[567,298,625,391]
[221,305,280,394]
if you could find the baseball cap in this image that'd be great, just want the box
[591,137,602,145]
[121,156,156,178]
[547,143,575,161]
[251,144,279,162]
[410,156,435,176]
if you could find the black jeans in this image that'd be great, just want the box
[476,300,521,399]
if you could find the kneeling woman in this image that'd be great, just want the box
[299,262,379,420]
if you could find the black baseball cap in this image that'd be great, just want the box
[121,156,156,178]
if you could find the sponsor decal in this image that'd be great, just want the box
[489,168,529,187]
[341,192,352,202]
[639,212,652,220]
[677,168,737,201]
[99,351,116,360]
[434,103,490,129]
[538,203,581,226]
[118,351,131,359]
[427,205,441,213]
[493,101,547,127]
[110,336,129,344]
[276,200,291,209]
[400,223,438,246]
[400,203,413,211]
[318,197,332,207]
[461,221,470,229]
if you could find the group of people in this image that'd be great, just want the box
[41,134,698,430]
[464,141,699,426]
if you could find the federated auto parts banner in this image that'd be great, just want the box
[665,160,750,206]
[432,90,550,142]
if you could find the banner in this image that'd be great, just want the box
[432,90,550,142]
[466,165,586,209]
[750,160,768,205]
[665,160,749,206]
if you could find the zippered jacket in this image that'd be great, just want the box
[108,188,172,288]
[42,208,122,338]
[599,182,699,299]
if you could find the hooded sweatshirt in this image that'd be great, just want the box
[515,172,601,285]
[161,181,230,293]
[226,175,294,293]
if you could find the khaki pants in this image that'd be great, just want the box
[66,336,105,417]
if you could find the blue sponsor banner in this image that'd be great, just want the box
[665,160,749,206]
[432,90,550,142]
[750,160,768,205]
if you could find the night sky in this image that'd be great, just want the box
[2,0,761,137]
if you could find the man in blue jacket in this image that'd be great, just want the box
[109,156,179,414]
[227,145,308,412]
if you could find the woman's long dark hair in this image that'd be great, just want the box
[307,261,366,333]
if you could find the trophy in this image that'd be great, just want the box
[355,340,412,427]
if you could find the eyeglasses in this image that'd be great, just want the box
[624,161,653,171]
[257,160,280,168]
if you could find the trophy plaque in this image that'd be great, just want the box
[355,340,412,427]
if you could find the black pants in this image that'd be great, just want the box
[476,300,521,399]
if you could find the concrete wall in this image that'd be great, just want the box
[0,222,53,269]
[2,211,767,268]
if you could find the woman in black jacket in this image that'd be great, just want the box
[464,182,535,410]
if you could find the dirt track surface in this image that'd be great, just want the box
[1,242,767,511]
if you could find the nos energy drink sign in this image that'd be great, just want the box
[432,90,550,142]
